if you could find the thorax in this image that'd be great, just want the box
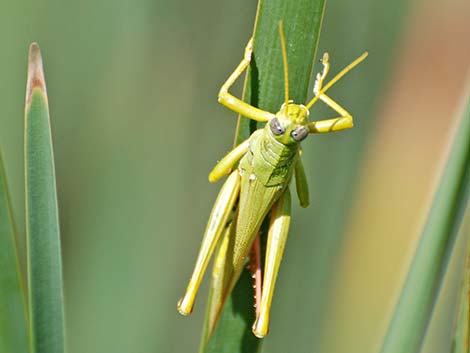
[239,129,298,187]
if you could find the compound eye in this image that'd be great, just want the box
[269,118,285,135]
[291,126,309,142]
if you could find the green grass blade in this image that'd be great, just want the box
[235,0,325,145]
[201,269,262,353]
[201,0,325,352]
[25,43,65,353]
[452,221,470,353]
[380,91,470,353]
[0,151,29,353]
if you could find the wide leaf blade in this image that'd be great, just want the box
[201,0,325,351]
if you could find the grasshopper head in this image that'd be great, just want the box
[267,102,310,145]
[272,23,310,145]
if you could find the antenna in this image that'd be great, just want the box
[278,21,290,107]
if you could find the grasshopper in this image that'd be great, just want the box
[178,22,367,338]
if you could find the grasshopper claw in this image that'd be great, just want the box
[244,37,254,61]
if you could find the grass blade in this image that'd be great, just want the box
[235,0,325,145]
[452,221,470,353]
[201,0,325,351]
[380,90,470,353]
[25,43,65,353]
[0,151,29,353]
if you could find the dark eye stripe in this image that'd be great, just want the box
[269,118,285,135]
[291,126,309,142]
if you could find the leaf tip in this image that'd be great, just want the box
[26,42,47,104]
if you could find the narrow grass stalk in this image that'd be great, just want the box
[0,151,29,353]
[25,43,65,353]
[452,219,470,353]
[380,90,470,353]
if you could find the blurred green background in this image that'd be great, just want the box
[1,0,469,352]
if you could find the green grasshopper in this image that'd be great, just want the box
[178,22,367,338]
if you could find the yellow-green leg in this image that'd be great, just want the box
[209,137,250,183]
[202,221,233,342]
[305,51,368,133]
[252,188,292,338]
[294,155,309,208]
[307,94,354,133]
[218,38,275,123]
[177,170,240,315]
[307,52,354,133]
